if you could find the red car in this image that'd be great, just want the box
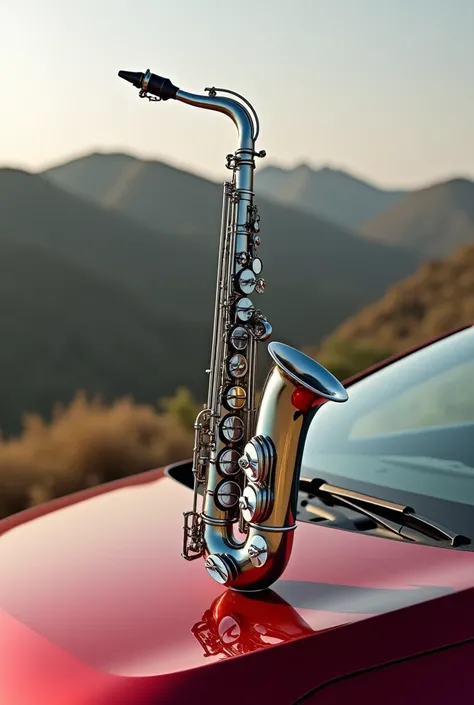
[1,323,473,704]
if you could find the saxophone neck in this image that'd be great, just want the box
[176,89,256,154]
[117,68,258,155]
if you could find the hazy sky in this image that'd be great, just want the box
[1,0,473,187]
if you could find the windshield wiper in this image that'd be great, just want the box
[299,477,471,548]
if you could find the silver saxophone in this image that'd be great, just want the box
[119,68,349,592]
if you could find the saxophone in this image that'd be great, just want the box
[119,68,349,591]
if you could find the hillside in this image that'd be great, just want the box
[43,152,405,240]
[43,152,220,239]
[256,163,407,229]
[359,178,474,258]
[0,165,422,433]
[320,241,474,355]
[0,234,198,436]
[0,168,204,328]
[41,152,421,348]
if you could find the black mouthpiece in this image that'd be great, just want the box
[118,70,143,88]
[118,69,179,101]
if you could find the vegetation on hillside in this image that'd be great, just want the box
[0,391,194,520]
[312,338,393,381]
[322,243,474,353]
[0,342,385,520]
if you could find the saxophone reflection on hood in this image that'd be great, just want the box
[192,588,314,659]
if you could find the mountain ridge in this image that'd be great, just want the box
[41,151,422,347]
[0,164,420,431]
[1,152,469,433]
[0,167,205,327]
[358,177,474,257]
[255,161,408,229]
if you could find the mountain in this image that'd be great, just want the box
[359,178,474,258]
[255,163,407,229]
[41,152,421,348]
[0,161,422,432]
[319,240,474,355]
[43,152,220,239]
[0,168,206,327]
[0,168,215,433]
[0,233,197,436]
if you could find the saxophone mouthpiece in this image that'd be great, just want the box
[118,68,179,101]
[118,70,144,88]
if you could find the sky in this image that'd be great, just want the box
[1,0,473,188]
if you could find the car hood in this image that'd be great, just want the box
[1,466,474,704]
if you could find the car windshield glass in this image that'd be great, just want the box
[301,326,474,540]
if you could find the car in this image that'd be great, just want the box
[1,322,473,704]
[3,66,474,703]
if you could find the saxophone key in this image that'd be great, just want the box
[228,353,248,379]
[229,326,249,351]
[235,297,254,322]
[219,414,245,444]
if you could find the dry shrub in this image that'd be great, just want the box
[0,391,194,519]
[322,241,474,355]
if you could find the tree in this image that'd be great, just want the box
[315,338,393,381]
[160,386,200,430]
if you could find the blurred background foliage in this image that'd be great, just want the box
[0,340,388,519]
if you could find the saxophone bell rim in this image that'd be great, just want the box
[268,341,349,403]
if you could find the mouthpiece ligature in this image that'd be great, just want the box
[118,69,179,101]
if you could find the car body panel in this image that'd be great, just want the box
[1,465,474,704]
[296,638,474,704]
[1,325,474,703]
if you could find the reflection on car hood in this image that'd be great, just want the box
[1,468,474,704]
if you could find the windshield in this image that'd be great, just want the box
[301,325,474,542]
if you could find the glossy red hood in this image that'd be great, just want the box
[1,467,474,704]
